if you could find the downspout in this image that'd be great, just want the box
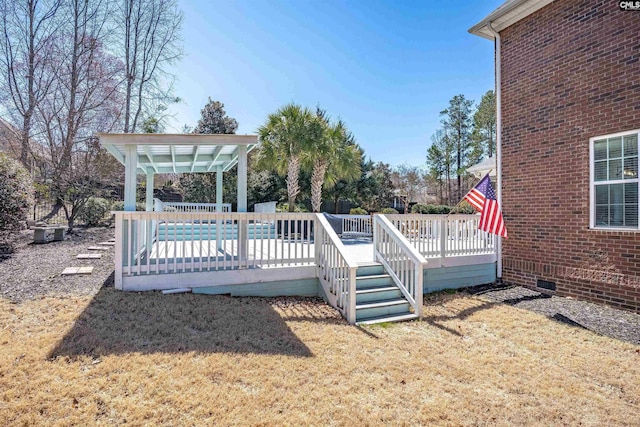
[487,22,503,281]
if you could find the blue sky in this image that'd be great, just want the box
[168,0,503,168]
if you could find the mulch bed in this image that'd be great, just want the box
[0,227,115,302]
[466,284,640,346]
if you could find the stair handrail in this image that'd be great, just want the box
[315,213,359,324]
[373,214,428,318]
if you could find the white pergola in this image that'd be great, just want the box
[98,133,259,212]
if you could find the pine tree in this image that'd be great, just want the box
[440,95,474,201]
[193,99,238,134]
[472,90,496,158]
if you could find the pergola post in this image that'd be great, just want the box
[145,169,154,212]
[237,145,248,212]
[124,144,138,211]
[216,166,223,212]
[237,145,248,264]
[216,166,224,251]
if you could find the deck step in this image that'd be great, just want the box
[355,286,402,304]
[355,298,411,320]
[356,262,385,277]
[355,274,393,289]
[356,312,419,325]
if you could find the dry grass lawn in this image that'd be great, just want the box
[1,288,638,426]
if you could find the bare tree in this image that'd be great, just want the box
[0,0,62,167]
[117,0,183,133]
[36,0,123,230]
[392,164,427,213]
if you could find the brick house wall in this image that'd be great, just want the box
[499,0,640,311]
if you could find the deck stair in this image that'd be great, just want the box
[157,222,276,241]
[354,262,418,325]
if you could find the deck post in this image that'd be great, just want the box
[124,144,138,211]
[440,216,446,260]
[237,146,248,265]
[114,213,123,290]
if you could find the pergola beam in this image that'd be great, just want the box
[97,133,257,146]
[223,146,240,172]
[170,145,176,173]
[206,146,224,172]
[190,145,200,172]
[143,146,159,173]
[104,143,145,173]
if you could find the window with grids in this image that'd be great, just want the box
[591,131,639,229]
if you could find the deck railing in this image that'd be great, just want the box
[384,214,495,258]
[335,214,372,238]
[373,214,427,318]
[154,199,232,213]
[113,211,316,289]
[315,213,358,323]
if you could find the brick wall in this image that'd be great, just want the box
[500,0,640,312]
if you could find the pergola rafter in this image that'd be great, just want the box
[206,146,225,172]
[143,146,159,174]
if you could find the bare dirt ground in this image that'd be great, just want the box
[0,228,639,425]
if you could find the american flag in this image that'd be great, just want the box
[463,174,508,238]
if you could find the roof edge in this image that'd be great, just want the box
[468,0,555,40]
[97,133,259,147]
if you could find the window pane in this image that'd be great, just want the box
[609,137,623,158]
[610,183,623,203]
[624,135,638,156]
[592,133,640,228]
[609,159,622,180]
[594,160,607,181]
[594,140,608,160]
[625,182,638,204]
[595,185,608,204]
[610,204,624,226]
[625,204,638,227]
[624,157,638,179]
[595,205,609,226]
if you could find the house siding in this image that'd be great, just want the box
[500,0,640,312]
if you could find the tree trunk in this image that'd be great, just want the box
[286,155,300,212]
[310,160,328,213]
[488,127,494,158]
[457,130,462,202]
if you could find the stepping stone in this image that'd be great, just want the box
[77,253,102,259]
[87,246,109,251]
[61,266,94,275]
[98,241,116,246]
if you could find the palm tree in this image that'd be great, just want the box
[306,114,361,212]
[256,104,317,212]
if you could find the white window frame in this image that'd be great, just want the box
[589,128,640,231]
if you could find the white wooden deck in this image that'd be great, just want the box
[148,238,316,266]
[147,236,495,267]
[114,212,497,300]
